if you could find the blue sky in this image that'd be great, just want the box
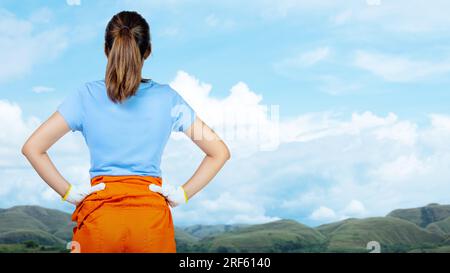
[1,0,450,226]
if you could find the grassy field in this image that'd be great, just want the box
[0,243,66,253]
[2,204,450,253]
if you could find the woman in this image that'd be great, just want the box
[21,11,230,253]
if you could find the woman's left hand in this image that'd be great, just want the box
[149,182,188,208]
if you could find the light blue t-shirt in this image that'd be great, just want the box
[57,79,196,179]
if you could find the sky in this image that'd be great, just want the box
[1,0,450,227]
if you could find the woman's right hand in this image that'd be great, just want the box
[62,183,106,206]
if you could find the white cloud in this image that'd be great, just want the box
[0,100,39,168]
[310,206,337,221]
[277,109,450,224]
[371,155,429,182]
[421,114,450,152]
[0,9,68,82]
[170,71,280,155]
[310,200,366,221]
[343,200,366,217]
[279,111,398,143]
[29,7,53,24]
[158,26,180,38]
[299,47,330,66]
[258,0,344,19]
[374,121,417,146]
[274,47,330,74]
[331,10,352,25]
[354,50,450,82]
[205,14,236,29]
[429,114,450,132]
[174,192,280,225]
[318,75,362,95]
[352,0,450,33]
[66,0,81,6]
[0,99,89,211]
[259,0,450,33]
[32,86,55,94]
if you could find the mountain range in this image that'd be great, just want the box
[1,203,450,252]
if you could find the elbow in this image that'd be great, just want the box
[221,145,231,162]
[224,146,231,161]
[21,143,31,157]
[209,144,230,162]
[21,142,36,158]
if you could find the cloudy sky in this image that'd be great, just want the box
[1,0,450,227]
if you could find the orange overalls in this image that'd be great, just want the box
[70,175,176,253]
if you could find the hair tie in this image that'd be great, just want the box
[119,26,131,34]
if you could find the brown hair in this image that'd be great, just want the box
[104,11,151,103]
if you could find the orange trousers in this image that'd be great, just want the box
[70,175,176,253]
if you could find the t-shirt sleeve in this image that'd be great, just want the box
[57,87,84,132]
[170,90,196,132]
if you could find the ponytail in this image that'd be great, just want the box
[104,11,151,103]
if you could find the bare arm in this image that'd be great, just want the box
[21,112,72,197]
[22,113,229,201]
[181,117,231,199]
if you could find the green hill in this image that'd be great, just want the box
[387,203,450,228]
[316,218,358,235]
[426,216,450,236]
[176,224,250,252]
[2,204,450,253]
[174,227,199,252]
[182,224,248,239]
[409,245,450,253]
[321,217,443,252]
[198,219,327,253]
[0,229,65,245]
[0,205,74,246]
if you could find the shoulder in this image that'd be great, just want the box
[151,81,177,94]
[66,80,105,99]
[86,79,106,87]
[84,80,106,93]
[148,80,181,101]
